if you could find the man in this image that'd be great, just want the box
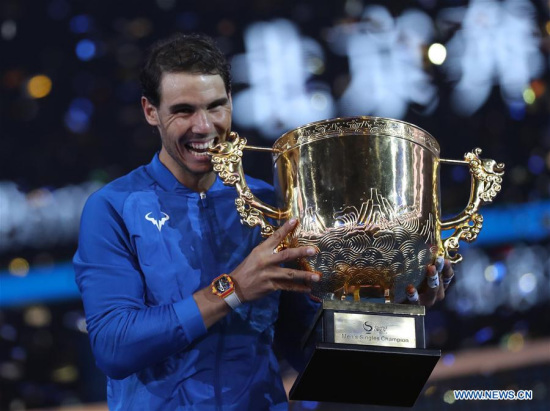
[74,33,453,410]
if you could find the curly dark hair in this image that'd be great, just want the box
[139,33,232,107]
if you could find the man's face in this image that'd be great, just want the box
[142,72,232,186]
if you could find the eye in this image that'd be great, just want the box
[208,103,223,112]
[170,104,195,115]
[207,98,229,111]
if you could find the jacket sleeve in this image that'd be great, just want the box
[73,191,206,380]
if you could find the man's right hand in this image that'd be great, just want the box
[230,218,320,302]
[193,218,319,329]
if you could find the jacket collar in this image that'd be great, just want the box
[146,153,223,194]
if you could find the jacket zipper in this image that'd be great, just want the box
[199,191,224,411]
[200,191,208,208]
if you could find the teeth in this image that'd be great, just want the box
[188,140,215,150]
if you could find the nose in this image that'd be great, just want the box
[191,110,214,134]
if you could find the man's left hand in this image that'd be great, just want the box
[406,257,455,307]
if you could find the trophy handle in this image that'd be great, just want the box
[209,132,290,237]
[439,148,505,263]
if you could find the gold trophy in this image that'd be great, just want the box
[210,116,504,407]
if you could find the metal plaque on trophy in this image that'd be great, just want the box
[209,116,504,407]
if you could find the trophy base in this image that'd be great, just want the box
[288,300,441,407]
[289,342,440,407]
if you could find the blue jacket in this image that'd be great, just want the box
[73,154,317,410]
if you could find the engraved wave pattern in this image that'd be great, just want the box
[290,191,437,303]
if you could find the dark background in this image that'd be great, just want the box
[1,0,549,410]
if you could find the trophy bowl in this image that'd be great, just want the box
[210,116,504,304]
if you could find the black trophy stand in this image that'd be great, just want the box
[289,300,441,407]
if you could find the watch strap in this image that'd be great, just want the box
[223,291,242,309]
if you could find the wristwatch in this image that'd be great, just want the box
[211,274,242,309]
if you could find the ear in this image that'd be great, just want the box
[142,96,159,126]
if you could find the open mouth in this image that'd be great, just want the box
[185,139,215,157]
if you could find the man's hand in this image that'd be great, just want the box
[231,218,320,302]
[406,257,455,307]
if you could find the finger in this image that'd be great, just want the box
[263,218,298,250]
[272,268,321,286]
[406,284,419,304]
[441,260,455,289]
[270,244,317,263]
[427,261,441,289]
[419,264,439,306]
[435,256,444,274]
[434,256,446,300]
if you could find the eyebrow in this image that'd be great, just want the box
[169,97,229,114]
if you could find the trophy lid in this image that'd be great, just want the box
[273,116,440,158]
